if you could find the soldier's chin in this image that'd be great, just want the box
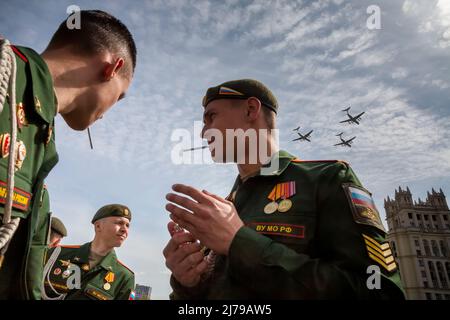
[62,114,90,131]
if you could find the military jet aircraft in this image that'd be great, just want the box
[293,126,301,131]
[183,145,208,152]
[340,107,365,125]
[334,132,356,147]
[292,130,313,142]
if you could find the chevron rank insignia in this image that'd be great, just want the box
[363,234,397,272]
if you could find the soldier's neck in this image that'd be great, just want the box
[41,50,86,115]
[90,237,113,257]
[237,138,278,180]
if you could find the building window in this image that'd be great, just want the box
[408,212,413,219]
[424,215,429,221]
[446,262,450,282]
[445,294,450,300]
[436,293,443,300]
[419,260,424,267]
[416,249,422,256]
[421,270,427,278]
[423,240,431,256]
[431,240,440,256]
[417,214,422,220]
[444,215,448,221]
[425,292,433,300]
[437,262,447,288]
[432,215,437,221]
[446,224,450,230]
[415,240,420,247]
[423,281,428,288]
[440,240,447,257]
[391,241,397,257]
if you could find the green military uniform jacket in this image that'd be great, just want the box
[0,45,58,299]
[42,242,135,300]
[170,150,405,299]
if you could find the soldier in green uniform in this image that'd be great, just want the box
[163,79,405,299]
[0,10,137,299]
[41,204,134,300]
[48,216,68,248]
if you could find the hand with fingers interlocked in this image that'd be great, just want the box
[165,184,244,256]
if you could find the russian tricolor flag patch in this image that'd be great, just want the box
[343,184,385,233]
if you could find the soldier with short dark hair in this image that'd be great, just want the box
[164,79,405,299]
[0,10,137,299]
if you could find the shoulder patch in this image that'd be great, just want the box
[342,183,386,233]
[117,260,134,274]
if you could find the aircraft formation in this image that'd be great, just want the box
[292,106,365,148]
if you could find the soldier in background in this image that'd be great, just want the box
[0,10,137,299]
[48,217,67,248]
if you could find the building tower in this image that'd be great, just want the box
[385,187,450,300]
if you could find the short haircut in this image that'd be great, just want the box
[46,10,137,77]
[230,99,276,129]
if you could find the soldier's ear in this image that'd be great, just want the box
[103,58,125,81]
[246,97,262,122]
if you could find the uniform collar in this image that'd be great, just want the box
[230,150,297,193]
[74,242,116,271]
[259,150,296,176]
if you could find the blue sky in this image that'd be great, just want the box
[1,0,449,299]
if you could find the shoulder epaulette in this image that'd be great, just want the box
[10,45,28,63]
[291,159,335,163]
[58,244,81,249]
[117,260,134,274]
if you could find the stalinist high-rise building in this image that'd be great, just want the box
[385,187,450,300]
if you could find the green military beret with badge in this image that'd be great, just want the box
[91,204,131,224]
[51,216,68,237]
[202,79,279,114]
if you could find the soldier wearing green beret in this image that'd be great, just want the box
[41,204,135,300]
[164,79,405,299]
[0,10,137,299]
[48,216,68,248]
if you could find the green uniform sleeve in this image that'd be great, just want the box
[228,162,405,299]
[116,273,135,300]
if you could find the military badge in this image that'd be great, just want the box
[343,184,385,233]
[53,268,62,276]
[45,125,53,145]
[34,96,41,112]
[16,103,28,128]
[0,133,11,158]
[59,259,70,267]
[62,269,71,279]
[82,264,89,271]
[14,140,26,171]
[264,181,296,214]
[219,86,244,96]
[103,283,111,291]
[105,272,115,283]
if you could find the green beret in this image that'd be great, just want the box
[202,79,278,114]
[51,216,67,237]
[91,204,132,224]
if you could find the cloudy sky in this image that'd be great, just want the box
[1,0,449,299]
